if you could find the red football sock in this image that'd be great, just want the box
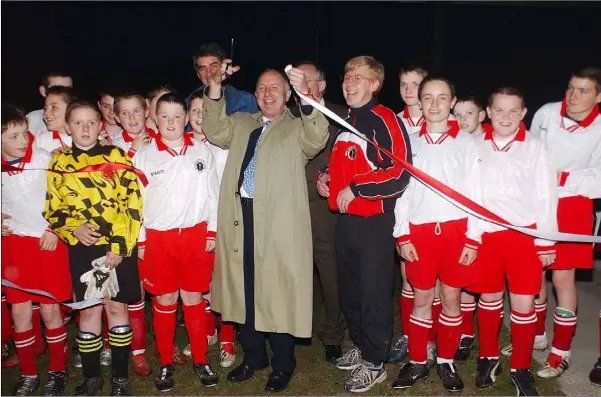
[400,289,414,337]
[509,309,537,370]
[218,316,235,344]
[428,298,441,343]
[437,312,462,361]
[14,328,36,376]
[1,295,13,343]
[183,301,207,365]
[102,310,109,345]
[45,325,67,372]
[128,300,146,356]
[551,309,577,353]
[460,301,476,337]
[152,300,177,366]
[408,314,432,364]
[598,310,601,356]
[477,299,503,358]
[535,301,547,337]
[204,299,216,337]
[31,304,43,351]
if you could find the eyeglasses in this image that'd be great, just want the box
[341,75,372,85]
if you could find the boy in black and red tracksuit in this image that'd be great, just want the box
[316,56,412,393]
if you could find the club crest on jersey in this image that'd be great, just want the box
[345,147,356,160]
[195,159,205,172]
[102,170,116,181]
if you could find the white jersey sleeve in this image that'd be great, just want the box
[26,109,48,137]
[1,148,52,238]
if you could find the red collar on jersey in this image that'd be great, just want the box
[481,123,493,135]
[1,133,34,168]
[418,120,460,138]
[484,121,526,142]
[560,99,599,129]
[402,106,425,127]
[122,127,157,143]
[155,133,194,153]
[52,131,69,148]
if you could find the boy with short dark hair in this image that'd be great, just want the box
[112,92,156,159]
[134,93,220,391]
[467,87,558,396]
[97,89,122,145]
[44,100,143,396]
[453,92,488,135]
[2,104,72,396]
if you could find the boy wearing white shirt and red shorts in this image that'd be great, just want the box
[467,87,558,396]
[2,104,71,396]
[134,93,220,392]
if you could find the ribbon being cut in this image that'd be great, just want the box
[284,65,600,244]
[1,66,600,310]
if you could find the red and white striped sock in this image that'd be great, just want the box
[128,300,146,356]
[46,325,67,372]
[437,312,462,361]
[400,289,414,337]
[460,301,476,338]
[14,328,36,376]
[477,298,504,358]
[535,301,547,337]
[509,309,537,370]
[408,315,432,364]
[428,298,441,343]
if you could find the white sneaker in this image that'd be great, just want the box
[501,334,549,357]
[537,353,571,379]
[344,361,387,393]
[207,333,218,346]
[336,348,363,371]
[183,344,191,357]
[219,343,236,368]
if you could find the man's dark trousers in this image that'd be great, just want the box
[335,212,396,365]
[238,197,296,373]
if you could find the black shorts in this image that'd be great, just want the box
[68,244,141,304]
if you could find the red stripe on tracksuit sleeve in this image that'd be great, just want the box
[350,105,411,199]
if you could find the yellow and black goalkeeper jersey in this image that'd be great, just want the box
[43,144,143,257]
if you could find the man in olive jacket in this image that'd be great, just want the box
[202,63,329,393]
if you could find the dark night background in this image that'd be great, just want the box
[2,1,601,126]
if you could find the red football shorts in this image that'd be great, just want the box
[1,235,71,304]
[551,196,593,270]
[468,229,542,295]
[143,222,212,296]
[404,218,473,290]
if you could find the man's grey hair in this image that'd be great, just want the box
[295,61,326,81]
[256,69,291,92]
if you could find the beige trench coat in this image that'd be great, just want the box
[202,94,329,338]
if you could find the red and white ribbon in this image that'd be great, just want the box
[285,65,600,243]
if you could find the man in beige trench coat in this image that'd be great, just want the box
[202,61,329,393]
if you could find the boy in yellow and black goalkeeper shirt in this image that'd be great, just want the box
[43,100,143,396]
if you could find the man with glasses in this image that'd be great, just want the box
[290,61,348,365]
[187,42,258,115]
[316,56,412,392]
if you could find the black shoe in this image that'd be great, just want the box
[43,371,68,396]
[12,375,41,396]
[391,362,429,389]
[110,377,131,396]
[324,345,342,364]
[436,363,464,392]
[475,357,502,389]
[265,370,292,393]
[193,363,219,387]
[73,376,103,396]
[590,357,601,386]
[227,361,269,383]
[511,369,539,396]
[454,336,475,361]
[155,364,174,392]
